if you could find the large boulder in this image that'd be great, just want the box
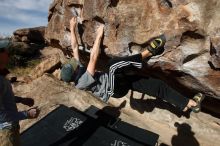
[45,0,220,99]
[9,42,42,56]
[29,54,61,80]
[9,27,47,67]
[13,26,46,44]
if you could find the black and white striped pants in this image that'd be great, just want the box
[107,53,189,111]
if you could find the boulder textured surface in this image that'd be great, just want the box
[46,0,220,99]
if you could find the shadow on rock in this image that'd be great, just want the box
[129,91,191,118]
[171,122,200,146]
[99,100,126,118]
[159,143,169,146]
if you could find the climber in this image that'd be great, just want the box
[61,16,205,114]
[0,38,40,146]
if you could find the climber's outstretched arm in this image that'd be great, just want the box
[87,24,104,76]
[70,17,80,61]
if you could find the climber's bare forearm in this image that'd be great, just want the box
[70,17,80,61]
[90,37,102,62]
[87,24,104,76]
[87,37,102,75]
[71,29,80,61]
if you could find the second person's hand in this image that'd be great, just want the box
[26,107,40,119]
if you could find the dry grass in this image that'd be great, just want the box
[9,59,41,76]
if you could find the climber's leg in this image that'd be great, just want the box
[107,53,143,96]
[107,34,166,97]
[130,75,201,112]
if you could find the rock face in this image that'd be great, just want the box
[45,0,220,99]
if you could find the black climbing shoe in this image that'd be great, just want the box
[146,34,166,56]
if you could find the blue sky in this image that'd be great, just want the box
[0,0,53,36]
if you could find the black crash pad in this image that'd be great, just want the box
[21,105,159,146]
[21,105,92,146]
[83,126,144,146]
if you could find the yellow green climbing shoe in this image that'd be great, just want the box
[191,93,205,113]
[146,34,166,56]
